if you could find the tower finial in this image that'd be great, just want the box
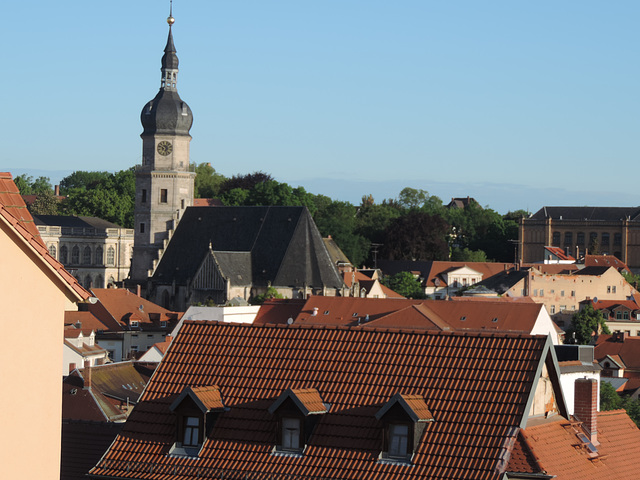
[167,1,175,26]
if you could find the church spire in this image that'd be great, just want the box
[161,2,179,91]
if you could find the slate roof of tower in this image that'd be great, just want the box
[529,206,640,221]
[90,321,553,480]
[152,206,345,289]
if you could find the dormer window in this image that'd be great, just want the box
[169,386,225,457]
[376,393,434,463]
[130,320,139,328]
[268,388,328,455]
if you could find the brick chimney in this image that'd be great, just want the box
[54,185,60,196]
[574,378,598,445]
[68,363,76,372]
[83,360,92,390]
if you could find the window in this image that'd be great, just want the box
[71,245,80,264]
[533,289,538,296]
[281,417,301,451]
[589,232,598,244]
[550,305,556,314]
[140,223,145,234]
[607,286,611,293]
[181,199,185,209]
[540,289,544,296]
[602,233,610,246]
[613,233,622,246]
[561,290,565,297]
[577,232,585,245]
[107,246,115,266]
[48,244,57,259]
[130,320,139,328]
[142,189,147,203]
[161,321,167,328]
[560,305,566,312]
[183,417,201,447]
[84,275,92,289]
[83,246,92,265]
[571,290,576,297]
[552,232,561,246]
[60,245,68,264]
[613,286,617,294]
[564,232,573,245]
[160,189,168,203]
[388,424,409,458]
[95,246,103,265]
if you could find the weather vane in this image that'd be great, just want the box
[167,0,175,26]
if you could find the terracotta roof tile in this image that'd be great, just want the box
[91,322,549,479]
[511,411,640,479]
[0,173,89,301]
[595,334,640,369]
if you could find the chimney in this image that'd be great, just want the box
[83,360,92,390]
[54,185,60,196]
[613,331,628,343]
[311,307,318,316]
[68,363,76,372]
[136,284,141,297]
[574,378,598,445]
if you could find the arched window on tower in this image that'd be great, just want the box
[95,246,103,265]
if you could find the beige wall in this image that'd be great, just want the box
[0,223,78,480]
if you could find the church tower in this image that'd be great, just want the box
[130,10,195,283]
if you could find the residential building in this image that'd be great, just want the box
[34,215,134,289]
[130,13,195,283]
[147,206,347,310]
[88,321,640,480]
[519,206,640,268]
[343,269,403,298]
[554,344,601,416]
[586,296,640,336]
[471,265,637,326]
[0,172,90,480]
[63,326,110,375]
[65,287,182,361]
[541,245,576,264]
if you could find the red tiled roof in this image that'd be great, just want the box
[65,310,118,332]
[423,261,514,287]
[584,255,631,273]
[590,298,640,313]
[193,198,223,207]
[191,386,225,411]
[0,173,89,301]
[254,299,306,325]
[544,246,576,262]
[595,334,640,369]
[510,411,640,479]
[91,322,551,480]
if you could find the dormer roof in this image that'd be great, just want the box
[268,388,327,416]
[170,386,225,414]
[375,393,434,423]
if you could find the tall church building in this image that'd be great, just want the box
[130,13,195,283]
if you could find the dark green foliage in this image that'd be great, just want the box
[622,271,640,289]
[14,174,53,195]
[313,199,370,267]
[600,381,640,428]
[381,271,425,299]
[194,163,226,198]
[61,169,135,228]
[219,171,273,195]
[382,211,449,261]
[29,191,60,215]
[59,171,112,195]
[564,305,611,345]
[451,247,488,262]
[250,286,285,305]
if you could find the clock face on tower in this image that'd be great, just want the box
[157,141,173,156]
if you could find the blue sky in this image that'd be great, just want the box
[2,1,638,213]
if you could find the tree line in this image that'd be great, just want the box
[15,165,529,267]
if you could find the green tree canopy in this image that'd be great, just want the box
[59,171,112,194]
[382,211,449,261]
[564,304,611,345]
[194,162,226,198]
[29,191,60,215]
[381,271,425,299]
[451,247,488,262]
[13,174,53,195]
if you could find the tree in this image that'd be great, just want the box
[13,174,53,195]
[564,305,611,345]
[622,271,640,289]
[59,171,111,194]
[600,381,624,411]
[218,171,273,195]
[250,286,285,305]
[382,211,449,261]
[451,247,488,262]
[381,271,425,299]
[29,191,59,215]
[194,162,226,198]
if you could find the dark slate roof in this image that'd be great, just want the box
[210,251,252,286]
[473,269,529,295]
[61,420,123,480]
[529,206,640,221]
[140,88,193,136]
[153,206,345,289]
[573,266,611,276]
[33,215,124,230]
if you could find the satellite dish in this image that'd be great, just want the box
[287,317,294,325]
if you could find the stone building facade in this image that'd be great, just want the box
[34,215,134,289]
[519,206,640,269]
